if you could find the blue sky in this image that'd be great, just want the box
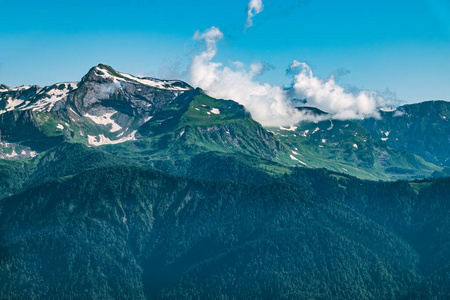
[1,0,449,103]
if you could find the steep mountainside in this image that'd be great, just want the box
[360,101,450,167]
[270,118,441,180]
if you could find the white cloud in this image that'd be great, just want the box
[290,60,386,120]
[189,27,313,127]
[245,0,264,29]
[191,26,224,89]
[189,27,389,126]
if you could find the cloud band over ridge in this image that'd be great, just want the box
[189,27,388,127]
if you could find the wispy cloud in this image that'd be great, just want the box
[245,0,264,29]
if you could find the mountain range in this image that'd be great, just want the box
[0,64,448,299]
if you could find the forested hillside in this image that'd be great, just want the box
[0,160,448,299]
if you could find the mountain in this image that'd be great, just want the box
[269,118,442,180]
[0,64,190,153]
[1,64,448,180]
[0,64,449,298]
[360,101,450,167]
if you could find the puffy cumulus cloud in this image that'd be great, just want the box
[245,0,264,29]
[189,27,316,127]
[290,60,387,120]
[189,27,389,126]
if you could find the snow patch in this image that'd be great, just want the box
[381,137,388,141]
[279,125,297,131]
[379,106,397,112]
[85,111,122,132]
[143,116,153,123]
[210,108,220,114]
[353,144,358,149]
[56,124,64,130]
[117,71,190,91]
[11,85,31,91]
[87,130,137,146]
[5,98,24,110]
[312,127,319,134]
[4,149,18,158]
[25,83,77,112]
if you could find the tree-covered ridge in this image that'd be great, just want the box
[0,160,448,299]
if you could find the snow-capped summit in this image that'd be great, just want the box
[81,64,191,91]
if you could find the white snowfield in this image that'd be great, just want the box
[85,111,122,132]
[87,130,137,146]
[117,71,190,91]
[279,125,297,131]
[5,98,24,111]
[379,106,397,112]
[10,85,32,91]
[0,83,78,113]
[26,83,77,112]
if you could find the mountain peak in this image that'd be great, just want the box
[0,84,11,92]
[80,63,118,84]
[80,64,192,91]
